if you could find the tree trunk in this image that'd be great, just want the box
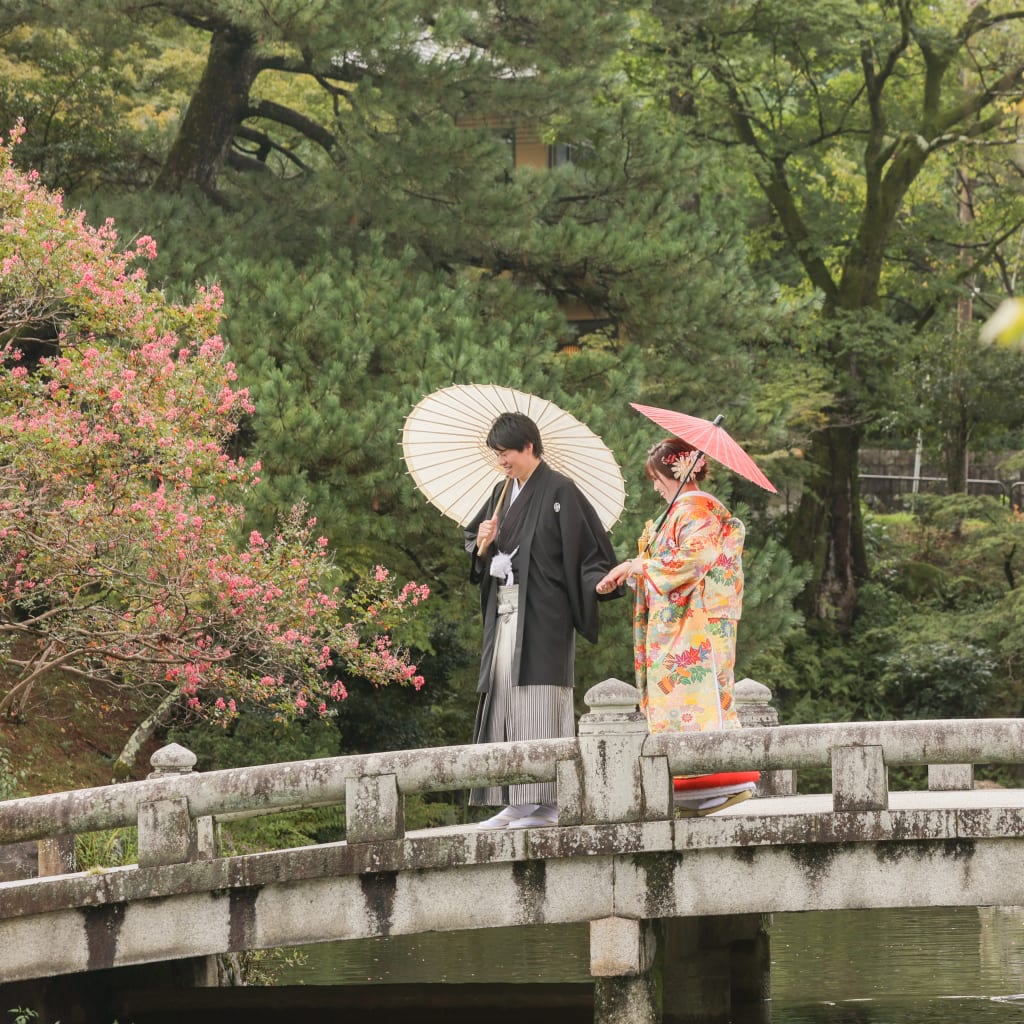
[153,26,260,197]
[786,420,868,632]
[112,688,183,781]
[944,416,971,494]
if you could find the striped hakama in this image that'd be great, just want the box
[469,583,575,807]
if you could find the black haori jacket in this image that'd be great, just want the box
[464,461,621,692]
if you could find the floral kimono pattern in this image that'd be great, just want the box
[632,491,744,734]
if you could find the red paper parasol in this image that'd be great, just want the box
[630,403,777,493]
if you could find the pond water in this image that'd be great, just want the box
[769,905,1024,1022]
[282,905,1024,1022]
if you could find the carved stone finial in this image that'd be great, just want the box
[735,678,779,730]
[148,743,197,776]
[735,678,773,704]
[584,678,641,711]
[579,679,646,741]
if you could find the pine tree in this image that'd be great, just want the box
[2,1,790,729]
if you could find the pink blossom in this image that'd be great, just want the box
[0,133,432,725]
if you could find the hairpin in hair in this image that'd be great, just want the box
[671,453,706,480]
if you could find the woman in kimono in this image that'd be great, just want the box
[466,412,620,830]
[596,436,757,816]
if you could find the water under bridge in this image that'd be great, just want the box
[1,678,1023,1024]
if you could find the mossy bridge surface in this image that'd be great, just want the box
[1,678,1023,1024]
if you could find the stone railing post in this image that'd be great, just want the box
[138,743,214,867]
[928,763,974,791]
[735,678,796,797]
[832,744,888,812]
[557,678,671,826]
[345,773,404,842]
[568,681,666,1024]
[141,743,219,987]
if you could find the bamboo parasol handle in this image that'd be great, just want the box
[477,475,513,556]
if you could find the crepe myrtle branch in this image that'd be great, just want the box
[0,644,81,717]
[0,126,431,726]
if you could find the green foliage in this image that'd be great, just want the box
[736,528,811,679]
[890,327,1024,487]
[889,561,951,603]
[765,628,878,727]
[168,713,343,770]
[871,495,1021,608]
[219,807,347,854]
[0,19,200,190]
[7,1009,43,1024]
[858,500,1023,721]
[76,828,138,871]
[878,641,996,720]
[767,495,1024,735]
[0,746,25,800]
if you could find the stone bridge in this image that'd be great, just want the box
[1,678,1023,1024]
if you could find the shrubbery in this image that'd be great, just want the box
[0,125,430,739]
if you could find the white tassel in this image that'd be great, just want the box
[489,546,519,585]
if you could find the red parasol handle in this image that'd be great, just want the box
[643,416,723,552]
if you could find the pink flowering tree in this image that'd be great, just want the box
[0,123,429,746]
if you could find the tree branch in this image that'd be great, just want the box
[249,99,337,155]
[712,74,838,302]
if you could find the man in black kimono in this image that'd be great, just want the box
[464,411,621,829]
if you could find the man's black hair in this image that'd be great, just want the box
[486,411,544,457]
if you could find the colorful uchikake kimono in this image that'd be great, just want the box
[632,489,745,734]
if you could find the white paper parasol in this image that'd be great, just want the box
[402,384,626,530]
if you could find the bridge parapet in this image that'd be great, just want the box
[642,715,1023,811]
[1,678,1023,865]
[2,678,1024,1022]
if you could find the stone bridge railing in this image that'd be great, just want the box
[2,678,1024,1024]
[0,677,1021,872]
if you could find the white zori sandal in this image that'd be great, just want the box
[476,804,558,829]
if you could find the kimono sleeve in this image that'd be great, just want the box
[640,502,723,598]
[558,482,620,643]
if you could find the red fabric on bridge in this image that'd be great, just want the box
[673,771,760,791]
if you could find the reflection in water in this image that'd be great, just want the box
[979,906,1024,990]
[770,906,1024,1023]
[289,923,592,985]
[285,906,1024,1022]
[772,998,1024,1024]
